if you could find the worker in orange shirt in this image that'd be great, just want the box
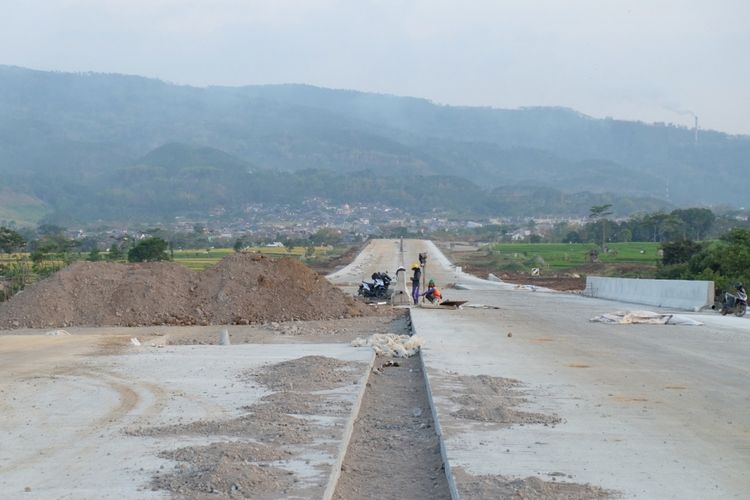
[421,279,442,304]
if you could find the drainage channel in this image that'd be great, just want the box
[332,352,451,500]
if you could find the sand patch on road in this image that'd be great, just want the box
[249,391,350,417]
[450,374,561,427]
[248,355,363,392]
[133,354,368,499]
[133,408,319,446]
[453,467,613,499]
[154,441,295,499]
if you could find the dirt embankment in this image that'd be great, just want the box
[491,271,585,292]
[0,254,371,329]
[458,262,658,292]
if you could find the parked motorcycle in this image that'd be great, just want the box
[716,283,747,317]
[358,271,394,300]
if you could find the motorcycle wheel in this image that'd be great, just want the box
[734,303,747,317]
[720,307,729,315]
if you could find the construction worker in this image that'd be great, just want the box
[421,279,442,304]
[410,262,421,304]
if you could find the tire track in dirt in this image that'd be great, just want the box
[0,367,170,474]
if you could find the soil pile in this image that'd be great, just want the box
[0,254,369,329]
[194,255,363,325]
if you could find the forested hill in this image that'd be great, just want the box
[0,65,747,223]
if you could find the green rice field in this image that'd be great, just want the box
[172,247,314,271]
[489,242,660,268]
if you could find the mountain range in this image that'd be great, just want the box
[1,65,747,224]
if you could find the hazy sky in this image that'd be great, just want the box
[2,0,749,134]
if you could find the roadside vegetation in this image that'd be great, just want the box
[447,242,661,291]
[472,242,661,273]
[441,206,750,294]
[2,205,749,300]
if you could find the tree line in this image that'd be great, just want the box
[2,206,749,298]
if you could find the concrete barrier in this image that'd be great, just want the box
[585,276,714,311]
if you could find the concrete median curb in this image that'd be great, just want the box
[322,348,377,500]
[411,308,461,500]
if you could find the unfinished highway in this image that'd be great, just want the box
[1,238,748,499]
[329,239,750,499]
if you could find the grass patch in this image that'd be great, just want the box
[171,246,331,271]
[486,242,661,271]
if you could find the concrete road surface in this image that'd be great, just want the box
[0,334,373,499]
[333,239,750,499]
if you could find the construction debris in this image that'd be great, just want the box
[351,333,425,357]
[439,300,468,309]
[44,329,71,336]
[590,310,703,326]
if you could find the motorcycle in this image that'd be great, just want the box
[358,271,394,300]
[716,283,747,317]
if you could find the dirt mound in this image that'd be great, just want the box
[496,271,585,291]
[194,254,364,325]
[248,355,362,392]
[153,451,295,499]
[0,254,369,329]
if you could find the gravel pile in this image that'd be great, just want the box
[0,254,369,329]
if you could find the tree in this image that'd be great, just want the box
[78,237,100,252]
[649,213,683,242]
[674,228,750,292]
[87,248,102,262]
[661,240,704,266]
[233,239,243,252]
[671,208,715,240]
[589,204,613,219]
[108,243,125,261]
[564,231,582,243]
[36,224,65,237]
[30,234,77,254]
[309,228,343,246]
[589,204,613,250]
[30,250,46,265]
[719,228,750,278]
[127,237,170,262]
[0,227,26,253]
